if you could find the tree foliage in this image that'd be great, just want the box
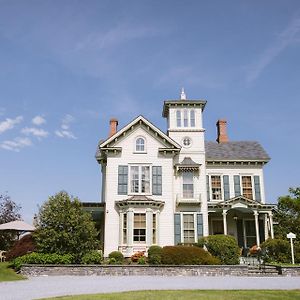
[34,191,99,261]
[274,187,300,238]
[0,194,21,250]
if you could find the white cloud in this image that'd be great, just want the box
[246,17,300,83]
[21,127,49,138]
[0,137,32,152]
[55,114,77,139]
[32,115,46,126]
[0,116,23,134]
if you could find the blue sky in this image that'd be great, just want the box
[0,0,300,223]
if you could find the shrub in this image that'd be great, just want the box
[138,256,146,265]
[131,251,145,263]
[148,245,162,265]
[11,252,74,271]
[81,251,102,264]
[198,235,240,265]
[261,238,291,263]
[108,257,117,264]
[5,234,36,261]
[161,246,220,265]
[108,251,124,264]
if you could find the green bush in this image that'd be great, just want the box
[108,251,124,264]
[161,246,220,265]
[81,251,102,264]
[137,256,146,265]
[198,235,240,265]
[148,245,162,265]
[261,238,291,263]
[11,252,74,270]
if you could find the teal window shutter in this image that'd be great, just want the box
[118,165,128,195]
[254,176,261,202]
[174,213,181,245]
[234,175,241,197]
[223,175,230,200]
[152,166,162,195]
[197,214,203,240]
[206,175,210,201]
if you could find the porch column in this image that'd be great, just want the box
[127,208,134,250]
[253,210,260,246]
[119,212,124,245]
[222,209,228,235]
[269,212,274,239]
[146,208,153,247]
[264,213,269,241]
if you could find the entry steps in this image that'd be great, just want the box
[248,265,280,276]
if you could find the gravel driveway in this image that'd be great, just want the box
[1,275,300,300]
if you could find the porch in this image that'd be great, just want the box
[208,195,275,250]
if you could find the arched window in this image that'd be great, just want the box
[176,110,181,127]
[136,137,145,152]
[190,110,195,127]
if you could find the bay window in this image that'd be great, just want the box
[133,213,146,243]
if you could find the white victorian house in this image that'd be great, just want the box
[96,90,275,257]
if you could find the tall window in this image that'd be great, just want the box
[245,220,256,247]
[211,175,222,200]
[183,172,194,198]
[133,213,146,243]
[176,110,181,127]
[183,214,195,243]
[135,137,145,152]
[183,110,188,127]
[190,110,195,127]
[153,214,156,244]
[123,214,127,244]
[130,166,150,193]
[242,176,253,199]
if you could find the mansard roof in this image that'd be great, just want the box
[205,141,270,163]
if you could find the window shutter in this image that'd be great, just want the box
[237,219,244,248]
[234,175,241,197]
[206,175,210,201]
[174,213,181,245]
[197,214,203,240]
[223,175,230,200]
[118,165,128,195]
[152,166,162,195]
[254,176,261,202]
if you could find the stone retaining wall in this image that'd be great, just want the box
[277,266,300,276]
[21,264,249,276]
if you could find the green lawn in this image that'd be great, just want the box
[0,262,25,282]
[41,290,300,300]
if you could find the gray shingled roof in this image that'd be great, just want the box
[205,141,270,161]
[179,157,200,166]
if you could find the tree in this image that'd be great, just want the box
[0,194,22,250]
[274,187,300,238]
[34,191,99,262]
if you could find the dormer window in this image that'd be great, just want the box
[135,137,146,152]
[183,110,188,127]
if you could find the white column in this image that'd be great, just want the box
[254,210,260,246]
[119,212,123,246]
[127,208,134,254]
[264,213,269,241]
[146,208,153,247]
[269,212,274,239]
[222,209,228,235]
[156,211,160,245]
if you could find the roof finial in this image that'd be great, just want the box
[180,87,186,100]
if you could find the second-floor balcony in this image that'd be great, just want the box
[176,193,201,206]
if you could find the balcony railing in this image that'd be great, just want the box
[176,193,201,206]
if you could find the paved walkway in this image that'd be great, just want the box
[1,275,300,300]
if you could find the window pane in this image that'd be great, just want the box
[176,110,181,127]
[242,176,253,199]
[141,166,150,193]
[190,110,195,127]
[131,166,139,193]
[211,175,222,200]
[183,214,195,243]
[183,172,194,198]
[133,214,146,243]
[123,214,127,244]
[184,110,188,127]
[136,138,145,152]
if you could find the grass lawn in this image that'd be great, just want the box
[0,262,25,282]
[41,290,300,300]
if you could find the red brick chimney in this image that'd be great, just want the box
[109,118,118,137]
[216,119,229,143]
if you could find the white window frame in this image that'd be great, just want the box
[240,175,254,200]
[134,136,146,153]
[133,213,146,244]
[182,171,194,199]
[129,165,151,195]
[176,110,181,127]
[210,175,223,201]
[190,110,195,127]
[181,213,197,244]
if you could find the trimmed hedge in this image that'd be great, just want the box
[11,252,74,270]
[81,251,102,264]
[147,245,162,265]
[198,235,240,265]
[108,251,124,264]
[161,246,220,265]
